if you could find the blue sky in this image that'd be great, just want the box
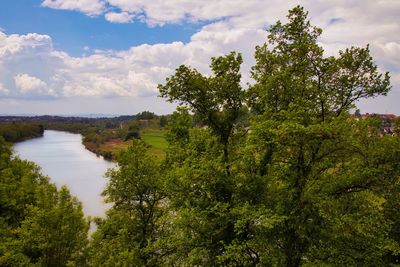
[0,0,202,56]
[0,1,399,115]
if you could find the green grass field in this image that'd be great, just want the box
[88,129,169,160]
[140,130,168,158]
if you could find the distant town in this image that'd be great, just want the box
[354,111,399,135]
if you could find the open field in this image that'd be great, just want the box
[140,130,168,158]
[88,129,168,160]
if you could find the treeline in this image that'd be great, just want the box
[48,112,169,160]
[0,123,44,142]
[2,6,400,266]
[0,112,170,160]
[0,115,135,123]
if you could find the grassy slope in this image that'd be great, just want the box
[94,129,168,160]
[140,130,168,158]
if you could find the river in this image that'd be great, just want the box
[14,130,115,218]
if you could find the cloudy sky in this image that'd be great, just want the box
[0,0,399,115]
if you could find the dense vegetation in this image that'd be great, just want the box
[0,112,169,160]
[2,6,400,266]
[0,123,44,142]
[58,114,168,160]
[90,6,400,266]
[0,137,88,266]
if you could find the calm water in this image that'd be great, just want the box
[14,130,115,218]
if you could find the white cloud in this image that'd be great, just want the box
[0,83,9,95]
[372,42,400,71]
[0,28,263,99]
[0,31,183,98]
[41,0,104,16]
[105,11,134,23]
[14,74,51,95]
[103,0,287,26]
[1,1,399,114]
[0,32,52,58]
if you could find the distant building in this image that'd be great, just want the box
[356,112,398,136]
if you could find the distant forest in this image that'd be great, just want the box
[1,6,400,266]
[0,123,44,142]
[0,111,169,159]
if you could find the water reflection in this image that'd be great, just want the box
[14,130,115,218]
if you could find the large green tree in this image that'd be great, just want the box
[159,51,246,163]
[157,5,398,267]
[245,6,395,266]
[86,5,398,267]
[249,6,390,120]
[90,141,167,266]
[158,52,259,265]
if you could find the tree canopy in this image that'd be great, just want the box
[2,5,399,267]
[0,137,88,266]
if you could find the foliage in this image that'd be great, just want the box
[159,115,168,128]
[0,123,44,142]
[159,51,247,154]
[90,141,167,266]
[3,5,399,267]
[154,5,397,266]
[135,111,157,120]
[248,7,390,120]
[0,137,89,266]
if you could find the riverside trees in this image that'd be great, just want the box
[0,7,395,265]
[243,6,394,266]
[0,137,89,266]
[89,141,167,266]
[82,5,399,266]
[153,5,398,266]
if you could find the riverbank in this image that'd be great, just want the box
[83,129,168,160]
[1,113,169,161]
[0,123,44,143]
[14,130,114,218]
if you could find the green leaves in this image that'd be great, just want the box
[0,139,88,266]
[91,140,167,265]
[159,52,246,148]
[250,7,390,123]
[155,6,398,266]
[18,186,89,267]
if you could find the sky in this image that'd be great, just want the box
[0,0,399,116]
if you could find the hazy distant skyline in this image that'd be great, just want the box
[0,0,399,115]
